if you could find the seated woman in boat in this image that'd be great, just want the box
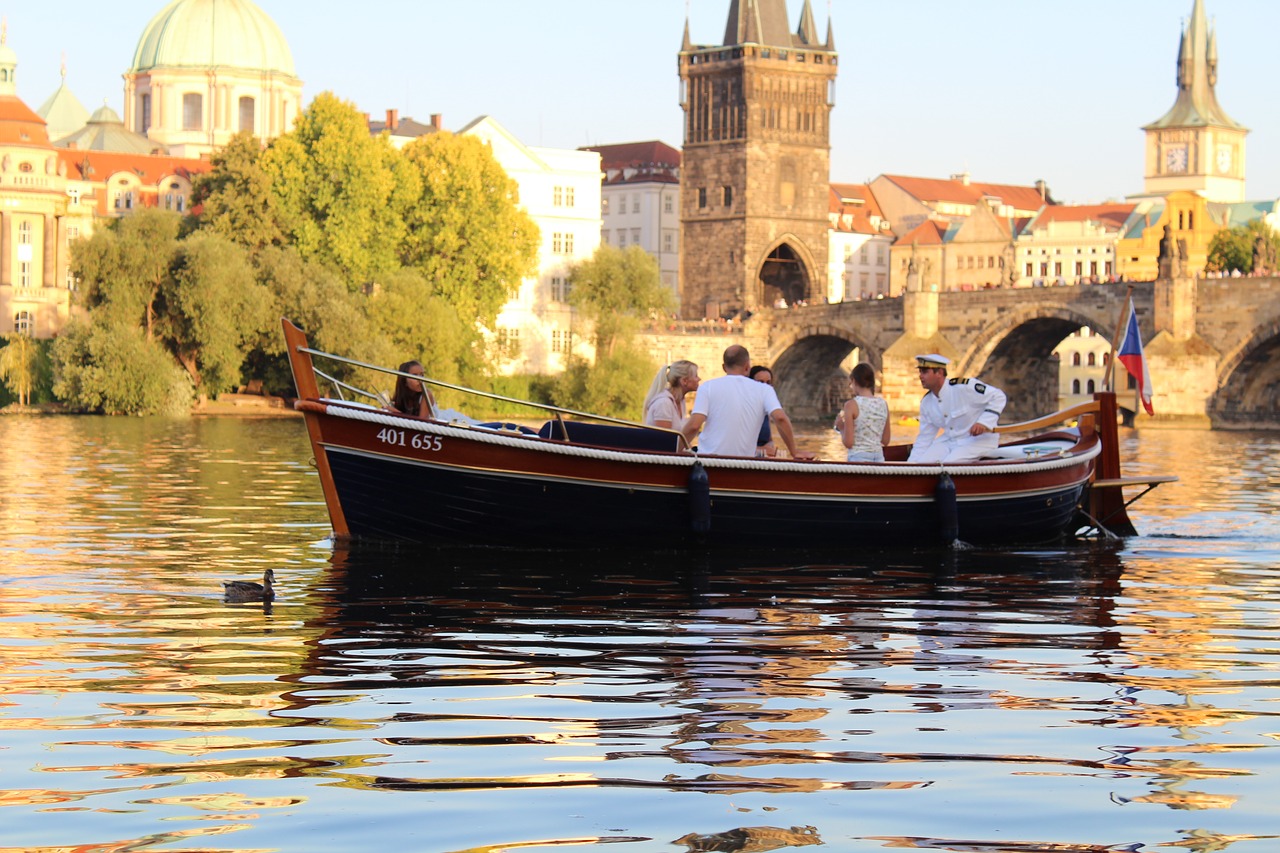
[388,360,436,418]
[642,360,700,431]
[834,362,891,462]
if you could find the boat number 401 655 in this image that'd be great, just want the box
[376,428,443,451]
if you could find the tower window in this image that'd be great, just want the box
[722,186,732,207]
[140,94,151,133]
[239,96,255,133]
[183,93,203,131]
[698,188,707,209]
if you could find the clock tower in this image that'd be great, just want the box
[1142,0,1247,202]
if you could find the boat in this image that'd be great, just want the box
[282,319,1174,549]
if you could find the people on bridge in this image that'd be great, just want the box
[642,360,700,432]
[749,364,778,457]
[682,345,814,460]
[907,354,1007,464]
[834,362,891,462]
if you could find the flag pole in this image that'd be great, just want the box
[1104,284,1135,392]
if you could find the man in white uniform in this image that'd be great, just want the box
[683,345,815,460]
[907,354,1007,464]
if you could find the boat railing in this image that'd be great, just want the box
[295,345,692,451]
[993,399,1100,437]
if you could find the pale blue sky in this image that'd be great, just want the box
[7,0,1277,204]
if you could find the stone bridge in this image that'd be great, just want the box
[639,276,1279,428]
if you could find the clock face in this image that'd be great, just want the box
[1166,144,1189,173]
[1216,145,1233,174]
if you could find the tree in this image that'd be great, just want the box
[1206,219,1280,274]
[261,92,419,289]
[162,234,273,395]
[568,244,673,357]
[0,333,37,406]
[72,208,182,337]
[186,131,285,250]
[554,344,656,420]
[52,319,193,415]
[399,132,540,329]
[362,267,479,389]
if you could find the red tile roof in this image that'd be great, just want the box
[0,95,52,147]
[881,174,1049,213]
[58,149,210,184]
[582,140,681,170]
[1029,203,1137,232]
[896,219,948,246]
[829,182,887,234]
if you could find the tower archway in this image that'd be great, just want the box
[758,241,814,309]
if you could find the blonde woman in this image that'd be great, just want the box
[834,362,890,462]
[642,360,700,430]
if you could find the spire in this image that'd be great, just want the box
[682,16,691,52]
[797,0,818,46]
[1144,0,1244,131]
[0,19,17,98]
[825,17,836,51]
[722,0,793,48]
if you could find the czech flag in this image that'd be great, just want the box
[1117,300,1154,415]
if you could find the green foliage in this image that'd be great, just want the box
[52,319,193,415]
[1206,219,1280,274]
[72,208,182,335]
[400,132,540,328]
[553,344,658,420]
[261,92,418,288]
[186,131,284,249]
[568,244,673,357]
[0,334,37,405]
[163,234,273,395]
[362,267,478,387]
[468,373,558,419]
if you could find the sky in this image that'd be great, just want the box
[6,0,1278,205]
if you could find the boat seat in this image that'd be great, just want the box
[984,439,1078,460]
[537,420,681,453]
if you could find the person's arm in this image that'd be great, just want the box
[769,408,814,460]
[838,399,860,449]
[970,383,1007,435]
[907,399,938,461]
[880,408,892,447]
[681,412,706,451]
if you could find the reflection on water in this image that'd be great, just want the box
[0,416,1277,852]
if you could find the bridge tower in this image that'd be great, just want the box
[677,0,836,319]
[1142,0,1247,202]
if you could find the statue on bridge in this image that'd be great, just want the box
[1252,231,1275,275]
[1158,223,1182,280]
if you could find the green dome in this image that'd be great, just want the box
[130,0,296,77]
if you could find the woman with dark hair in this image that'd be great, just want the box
[834,362,890,462]
[389,360,436,418]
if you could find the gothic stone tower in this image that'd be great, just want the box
[1142,0,1247,202]
[678,0,836,319]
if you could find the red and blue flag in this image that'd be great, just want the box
[1117,300,1154,415]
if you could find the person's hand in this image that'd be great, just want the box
[970,423,990,436]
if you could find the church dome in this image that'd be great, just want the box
[129,0,296,77]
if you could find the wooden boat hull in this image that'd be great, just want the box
[298,400,1096,548]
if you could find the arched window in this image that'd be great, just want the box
[1086,379,1096,394]
[1102,352,1110,366]
[1071,379,1081,394]
[1072,352,1081,366]
[1087,352,1096,366]
[14,311,33,336]
[239,96,255,133]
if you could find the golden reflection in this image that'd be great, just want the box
[672,824,821,852]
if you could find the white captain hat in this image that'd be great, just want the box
[915,353,950,369]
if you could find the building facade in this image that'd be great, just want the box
[582,141,681,309]
[827,183,892,302]
[460,116,602,375]
[677,0,837,319]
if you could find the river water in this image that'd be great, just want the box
[0,415,1277,853]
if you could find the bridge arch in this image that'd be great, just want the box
[1210,318,1280,428]
[768,324,884,419]
[962,304,1116,422]
[755,234,818,309]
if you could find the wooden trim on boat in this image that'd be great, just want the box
[994,400,1100,434]
[283,318,351,540]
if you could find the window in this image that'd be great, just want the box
[1087,352,1096,366]
[564,233,574,254]
[18,221,31,245]
[68,187,81,205]
[14,311,33,336]
[1072,352,1082,366]
[601,197,610,216]
[1072,379,1081,394]
[239,96,255,133]
[183,93,203,131]
[698,188,707,208]
[663,232,674,253]
[1126,374,1136,391]
[19,261,31,287]
[630,228,640,246]
[565,187,575,207]
[632,197,639,213]
[1086,379,1096,394]
[877,244,886,264]
[722,185,732,207]
[1025,262,1034,277]
[618,194,626,214]
[664,194,674,214]
[1054,262,1062,276]
[554,186,564,207]
[497,327,520,347]
[67,225,79,243]
[140,93,151,133]
[551,277,570,302]
[551,330,570,353]
[1075,261,1083,276]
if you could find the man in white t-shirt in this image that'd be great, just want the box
[682,345,815,460]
